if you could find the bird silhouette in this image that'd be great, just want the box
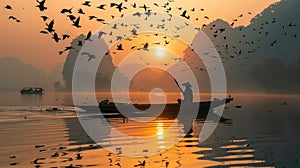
[111,2,125,12]
[52,32,60,43]
[67,15,76,21]
[116,36,122,41]
[131,28,137,35]
[133,12,142,17]
[40,15,48,21]
[61,8,72,14]
[82,1,91,7]
[72,17,81,28]
[143,43,149,50]
[96,18,105,23]
[77,40,83,46]
[139,4,149,11]
[131,3,136,8]
[112,24,118,29]
[115,162,121,167]
[5,5,13,10]
[180,10,190,19]
[88,15,97,20]
[97,4,106,10]
[98,31,106,38]
[62,34,70,40]
[134,160,146,167]
[204,16,209,19]
[40,30,48,34]
[8,16,21,23]
[77,8,85,14]
[64,46,73,51]
[85,31,92,41]
[36,0,47,11]
[45,20,55,33]
[116,44,124,50]
[82,52,96,61]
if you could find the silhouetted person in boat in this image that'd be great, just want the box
[180,82,193,104]
[176,82,194,136]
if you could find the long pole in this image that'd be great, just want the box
[174,79,183,93]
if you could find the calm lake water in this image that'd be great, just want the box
[0,92,300,167]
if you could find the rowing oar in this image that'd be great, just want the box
[174,79,183,93]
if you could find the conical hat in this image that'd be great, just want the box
[182,82,192,87]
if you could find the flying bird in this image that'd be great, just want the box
[52,32,60,43]
[85,31,92,41]
[97,4,106,10]
[82,52,96,61]
[61,8,72,14]
[72,17,81,28]
[5,5,13,10]
[96,18,105,22]
[40,30,48,34]
[133,12,142,17]
[180,10,190,19]
[88,16,97,20]
[36,0,47,11]
[77,40,83,46]
[67,15,76,21]
[139,4,149,11]
[62,34,70,40]
[116,44,124,50]
[131,3,136,8]
[8,16,21,23]
[204,16,209,19]
[78,8,85,14]
[143,43,149,50]
[40,15,48,21]
[82,1,91,7]
[110,2,125,12]
[45,20,55,33]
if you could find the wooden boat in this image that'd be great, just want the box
[20,87,44,94]
[97,97,234,119]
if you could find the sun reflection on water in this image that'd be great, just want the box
[157,122,166,149]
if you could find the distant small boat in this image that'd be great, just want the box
[20,87,44,94]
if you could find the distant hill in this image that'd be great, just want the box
[0,56,62,91]
[199,0,300,93]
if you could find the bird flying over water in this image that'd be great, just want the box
[110,2,125,12]
[82,1,91,7]
[61,8,72,14]
[45,20,55,33]
[82,52,96,61]
[36,0,47,11]
[180,10,190,19]
[52,32,60,43]
[5,5,13,10]
[97,4,106,10]
[72,17,81,28]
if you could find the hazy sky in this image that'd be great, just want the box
[0,0,279,73]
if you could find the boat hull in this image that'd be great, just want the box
[96,97,233,119]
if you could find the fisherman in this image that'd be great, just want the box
[176,81,193,104]
[182,82,193,104]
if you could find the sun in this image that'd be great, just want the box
[155,48,166,57]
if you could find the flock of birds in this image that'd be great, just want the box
[3,0,299,65]
[3,0,225,59]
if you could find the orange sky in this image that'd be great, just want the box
[0,0,279,73]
